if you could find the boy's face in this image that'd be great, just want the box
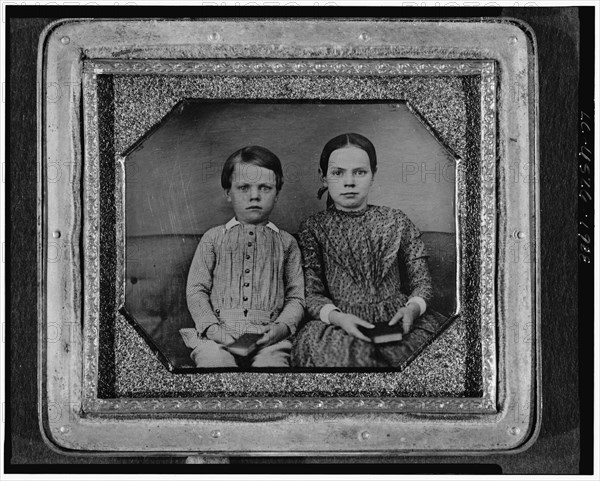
[225,163,279,225]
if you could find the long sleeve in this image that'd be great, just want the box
[298,220,336,319]
[399,217,433,304]
[186,232,221,336]
[272,235,305,335]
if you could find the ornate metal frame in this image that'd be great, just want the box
[39,18,539,455]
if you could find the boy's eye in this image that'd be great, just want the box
[330,170,343,177]
[238,185,248,191]
[355,170,367,176]
[260,185,273,192]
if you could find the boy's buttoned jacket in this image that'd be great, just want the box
[186,218,305,338]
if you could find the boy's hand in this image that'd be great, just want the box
[329,311,374,342]
[205,324,235,346]
[256,323,290,347]
[388,303,421,334]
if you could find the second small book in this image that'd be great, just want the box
[359,323,404,344]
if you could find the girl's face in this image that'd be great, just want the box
[323,146,374,212]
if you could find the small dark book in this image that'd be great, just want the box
[359,323,404,344]
[225,333,264,357]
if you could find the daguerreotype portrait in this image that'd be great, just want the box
[39,18,540,456]
[123,101,457,372]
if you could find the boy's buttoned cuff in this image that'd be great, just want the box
[406,296,427,316]
[319,304,340,324]
[277,320,297,337]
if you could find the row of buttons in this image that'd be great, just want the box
[243,230,254,302]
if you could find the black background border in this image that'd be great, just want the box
[5,5,594,475]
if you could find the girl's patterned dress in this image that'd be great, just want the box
[291,204,449,368]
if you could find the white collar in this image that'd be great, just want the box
[224,217,279,233]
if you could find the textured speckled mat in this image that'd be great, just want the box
[96,74,483,398]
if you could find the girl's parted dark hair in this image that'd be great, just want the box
[221,145,284,191]
[317,133,377,200]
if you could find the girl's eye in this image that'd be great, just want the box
[238,185,248,192]
[260,186,272,192]
[330,170,343,177]
[355,170,367,176]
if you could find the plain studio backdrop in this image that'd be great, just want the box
[125,102,457,237]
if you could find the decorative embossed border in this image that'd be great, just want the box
[85,58,492,76]
[40,18,539,455]
[79,59,496,415]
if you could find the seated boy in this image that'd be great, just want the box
[181,146,304,368]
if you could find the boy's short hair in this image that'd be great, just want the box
[221,146,284,191]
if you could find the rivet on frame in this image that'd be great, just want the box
[208,32,220,42]
[359,32,370,42]
[513,230,525,240]
[53,230,61,239]
[360,430,370,441]
[211,430,221,439]
[507,426,521,436]
[60,36,70,45]
[508,36,518,45]
[59,425,71,435]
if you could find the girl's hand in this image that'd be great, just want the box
[205,324,235,346]
[329,311,375,342]
[256,323,291,347]
[388,303,421,334]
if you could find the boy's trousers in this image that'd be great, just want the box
[190,338,292,368]
[180,317,292,368]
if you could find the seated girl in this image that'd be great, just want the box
[291,133,448,368]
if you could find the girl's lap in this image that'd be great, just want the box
[290,319,386,368]
[291,310,450,368]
